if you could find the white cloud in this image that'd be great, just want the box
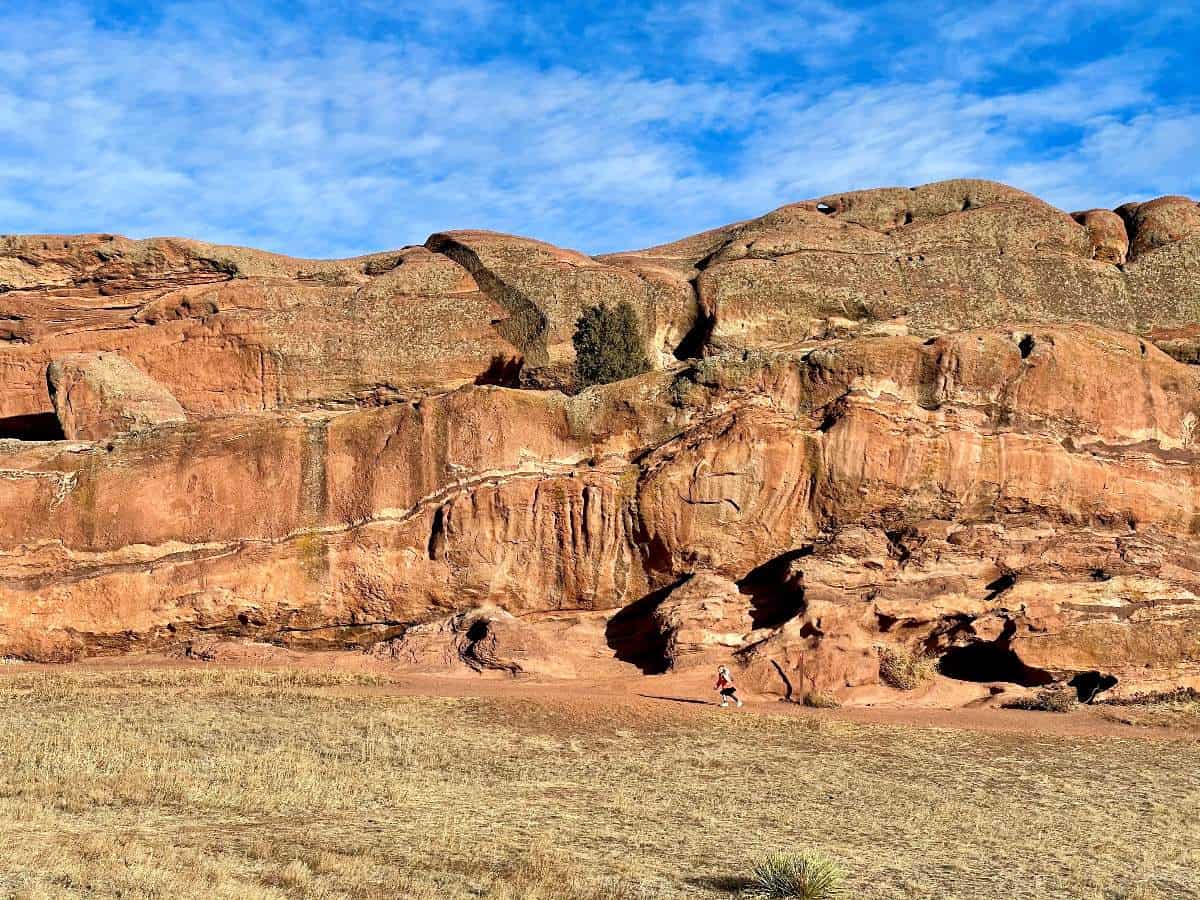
[1025,110,1200,208]
[0,1,1193,257]
[0,9,747,255]
[644,0,865,67]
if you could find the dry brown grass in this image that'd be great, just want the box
[878,646,937,691]
[1098,688,1200,730]
[1003,687,1079,713]
[0,668,1196,899]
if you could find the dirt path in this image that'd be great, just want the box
[14,650,1195,742]
[367,671,1192,740]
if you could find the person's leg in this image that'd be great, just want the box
[733,689,743,708]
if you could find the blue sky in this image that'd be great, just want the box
[0,1,1196,257]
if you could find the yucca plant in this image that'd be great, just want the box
[744,851,844,899]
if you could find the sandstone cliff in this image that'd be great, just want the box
[2,180,1199,702]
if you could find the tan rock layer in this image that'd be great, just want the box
[4,181,1200,425]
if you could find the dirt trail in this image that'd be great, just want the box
[9,650,1195,742]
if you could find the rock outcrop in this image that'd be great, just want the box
[371,605,621,679]
[47,352,187,440]
[650,574,755,669]
[1,180,1199,703]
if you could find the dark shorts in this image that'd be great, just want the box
[720,687,737,697]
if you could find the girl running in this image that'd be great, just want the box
[714,665,743,708]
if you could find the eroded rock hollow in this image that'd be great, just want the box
[2,179,1199,701]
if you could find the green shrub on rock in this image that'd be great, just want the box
[572,301,650,388]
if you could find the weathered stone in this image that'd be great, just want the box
[0,235,517,419]
[650,573,753,668]
[47,352,187,440]
[426,230,695,376]
[739,598,880,699]
[1071,209,1129,264]
[1119,195,1200,260]
[371,606,561,676]
[606,181,1200,356]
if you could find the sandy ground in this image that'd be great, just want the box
[10,648,1193,742]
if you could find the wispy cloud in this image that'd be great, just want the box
[0,1,1194,256]
[643,0,865,67]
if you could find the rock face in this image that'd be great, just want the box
[371,605,621,679]
[650,574,755,669]
[1,180,1199,703]
[47,352,187,440]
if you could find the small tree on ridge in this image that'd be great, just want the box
[572,300,650,388]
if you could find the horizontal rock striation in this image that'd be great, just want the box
[1,180,1199,701]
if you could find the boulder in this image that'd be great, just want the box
[1071,209,1128,264]
[650,573,753,668]
[740,598,879,700]
[47,352,187,441]
[1119,196,1200,260]
[371,606,610,679]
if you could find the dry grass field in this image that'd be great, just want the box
[0,667,1196,900]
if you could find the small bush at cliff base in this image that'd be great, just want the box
[1003,687,1078,712]
[878,645,936,691]
[802,691,840,709]
[572,301,650,388]
[744,851,845,899]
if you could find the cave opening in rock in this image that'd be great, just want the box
[816,202,835,215]
[0,412,65,441]
[427,506,447,560]
[736,547,812,629]
[1017,334,1035,359]
[604,579,684,675]
[938,641,1054,687]
[465,618,490,643]
[817,405,843,433]
[1068,670,1118,703]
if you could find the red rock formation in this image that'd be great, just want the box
[1071,209,1129,264]
[1,180,1199,704]
[1118,196,1200,260]
[650,574,754,669]
[47,352,187,440]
